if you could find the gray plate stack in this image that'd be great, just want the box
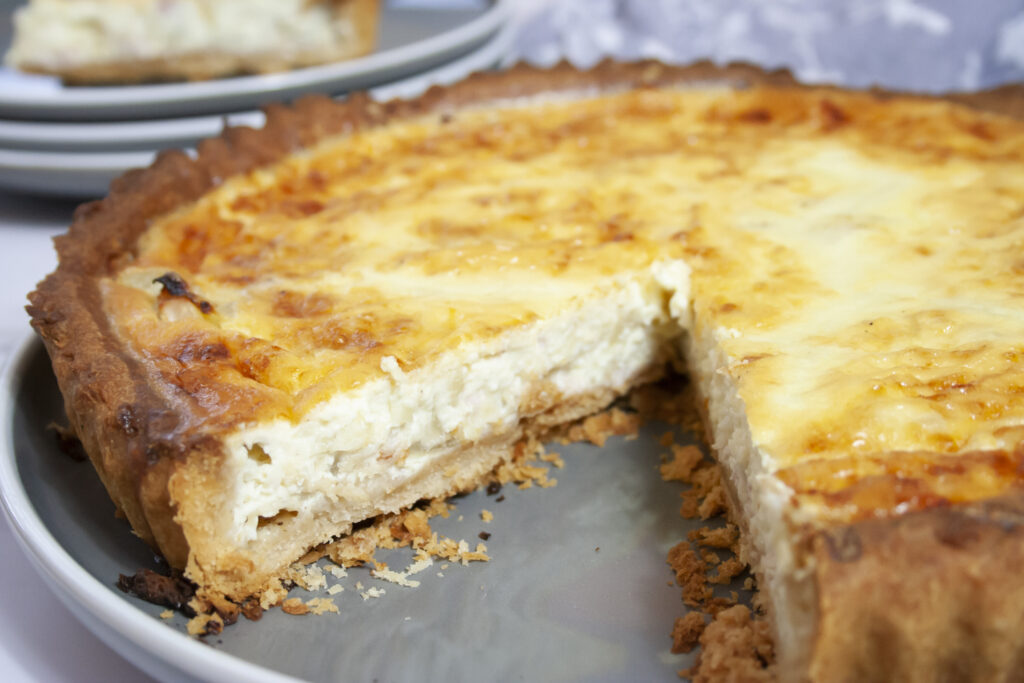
[0,0,513,197]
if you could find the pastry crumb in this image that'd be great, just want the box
[689,525,739,550]
[563,408,641,446]
[710,557,746,586]
[360,587,386,601]
[541,452,565,468]
[159,609,174,620]
[688,605,774,682]
[306,597,339,615]
[371,554,433,588]
[481,509,494,522]
[671,612,706,654]
[186,612,223,636]
[281,598,309,616]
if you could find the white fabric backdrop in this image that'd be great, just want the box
[506,0,1024,93]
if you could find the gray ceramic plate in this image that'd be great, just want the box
[0,24,513,199]
[0,21,514,154]
[0,332,740,682]
[0,2,507,121]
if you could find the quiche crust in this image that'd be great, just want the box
[27,61,1024,680]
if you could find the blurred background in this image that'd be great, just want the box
[507,0,1024,92]
[6,0,1024,93]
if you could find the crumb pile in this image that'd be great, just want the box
[659,431,775,681]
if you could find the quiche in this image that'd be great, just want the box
[28,61,1024,680]
[4,0,379,84]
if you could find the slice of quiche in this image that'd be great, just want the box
[28,62,1024,680]
[4,0,379,84]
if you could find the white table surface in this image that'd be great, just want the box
[0,190,158,682]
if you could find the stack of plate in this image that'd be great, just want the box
[0,0,512,198]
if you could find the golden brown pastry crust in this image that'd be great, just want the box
[806,496,1024,681]
[27,60,1024,678]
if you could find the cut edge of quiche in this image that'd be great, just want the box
[4,0,380,84]
[27,60,1024,680]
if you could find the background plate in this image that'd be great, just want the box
[0,333,742,682]
[0,1,507,121]
[0,24,514,197]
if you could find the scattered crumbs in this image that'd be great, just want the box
[481,509,494,523]
[539,477,558,488]
[659,442,728,521]
[495,495,505,503]
[361,587,386,601]
[285,563,327,591]
[282,598,309,616]
[458,515,464,522]
[159,610,174,620]
[441,563,449,570]
[479,531,491,541]
[355,582,364,591]
[563,408,640,447]
[701,548,721,566]
[327,565,347,579]
[486,481,502,496]
[327,584,344,596]
[689,525,740,550]
[629,377,703,435]
[541,452,565,469]
[688,606,774,682]
[667,541,712,607]
[671,612,706,654]
[407,554,434,576]
[660,431,676,447]
[595,547,600,552]
[259,579,289,611]
[660,444,704,483]
[518,480,533,490]
[186,612,223,636]
[710,558,746,586]
[405,616,412,621]
[372,566,419,587]
[307,597,339,615]
[743,577,755,591]
[437,572,445,577]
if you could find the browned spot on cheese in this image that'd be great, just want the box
[272,291,335,318]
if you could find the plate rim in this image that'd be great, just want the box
[0,0,509,117]
[0,332,300,683]
[0,22,515,167]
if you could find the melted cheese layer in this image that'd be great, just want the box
[108,85,1024,524]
